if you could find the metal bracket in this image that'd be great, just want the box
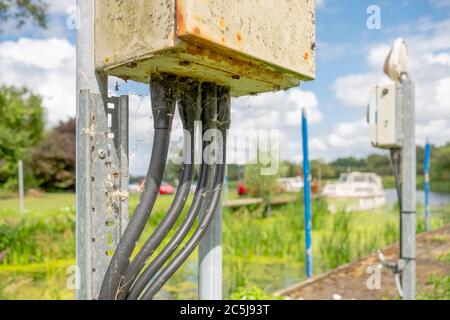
[77,90,129,299]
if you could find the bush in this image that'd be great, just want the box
[230,286,283,300]
[0,208,75,265]
[29,118,76,191]
[0,86,44,190]
[319,212,352,269]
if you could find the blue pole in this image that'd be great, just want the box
[424,140,431,231]
[301,109,313,278]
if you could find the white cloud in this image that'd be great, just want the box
[310,138,327,152]
[0,37,75,125]
[231,87,322,130]
[435,77,450,108]
[48,0,76,14]
[316,0,326,9]
[291,118,378,162]
[333,73,389,108]
[224,87,322,167]
[366,44,390,69]
[316,118,375,160]
[424,52,450,66]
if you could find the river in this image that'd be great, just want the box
[385,189,450,206]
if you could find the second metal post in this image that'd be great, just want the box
[400,78,416,300]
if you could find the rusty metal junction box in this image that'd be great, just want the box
[95,0,316,96]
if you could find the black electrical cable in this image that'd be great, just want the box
[139,85,230,300]
[125,82,220,300]
[140,153,225,300]
[98,74,177,300]
[389,148,403,257]
[126,142,211,300]
[390,149,402,209]
[116,80,200,299]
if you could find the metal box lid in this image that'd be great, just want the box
[95,0,316,96]
[368,82,402,149]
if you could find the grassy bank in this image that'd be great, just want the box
[0,193,449,300]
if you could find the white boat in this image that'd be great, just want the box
[278,177,304,192]
[322,172,386,212]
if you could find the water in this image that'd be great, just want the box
[385,189,450,207]
[159,258,305,299]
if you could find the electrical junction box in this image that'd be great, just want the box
[368,82,402,149]
[95,0,316,97]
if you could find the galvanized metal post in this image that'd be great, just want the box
[424,141,431,231]
[18,160,24,216]
[400,78,416,300]
[301,109,313,279]
[76,0,96,300]
[76,0,129,300]
[198,132,222,300]
[198,196,222,300]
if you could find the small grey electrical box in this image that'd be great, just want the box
[368,82,402,149]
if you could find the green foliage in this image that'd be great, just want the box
[0,207,75,265]
[430,143,450,183]
[244,161,279,208]
[319,212,352,269]
[0,193,449,300]
[227,164,245,181]
[330,156,368,176]
[0,0,47,31]
[29,118,76,191]
[223,199,328,262]
[323,143,450,193]
[310,160,336,179]
[224,204,306,261]
[278,161,300,178]
[0,86,45,190]
[418,275,450,300]
[366,154,392,176]
[437,251,450,264]
[230,286,283,300]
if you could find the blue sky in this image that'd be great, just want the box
[0,0,449,175]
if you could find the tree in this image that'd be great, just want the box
[0,86,44,190]
[431,143,450,181]
[29,118,75,191]
[0,0,47,31]
[310,160,336,179]
[366,154,391,176]
[279,161,300,178]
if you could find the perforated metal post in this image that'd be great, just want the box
[76,0,129,300]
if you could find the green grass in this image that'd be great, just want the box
[0,193,449,300]
[418,275,450,300]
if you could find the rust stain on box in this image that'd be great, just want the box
[95,0,315,97]
[176,0,186,35]
[219,18,225,29]
[193,27,201,35]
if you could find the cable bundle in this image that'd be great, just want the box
[98,74,230,300]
